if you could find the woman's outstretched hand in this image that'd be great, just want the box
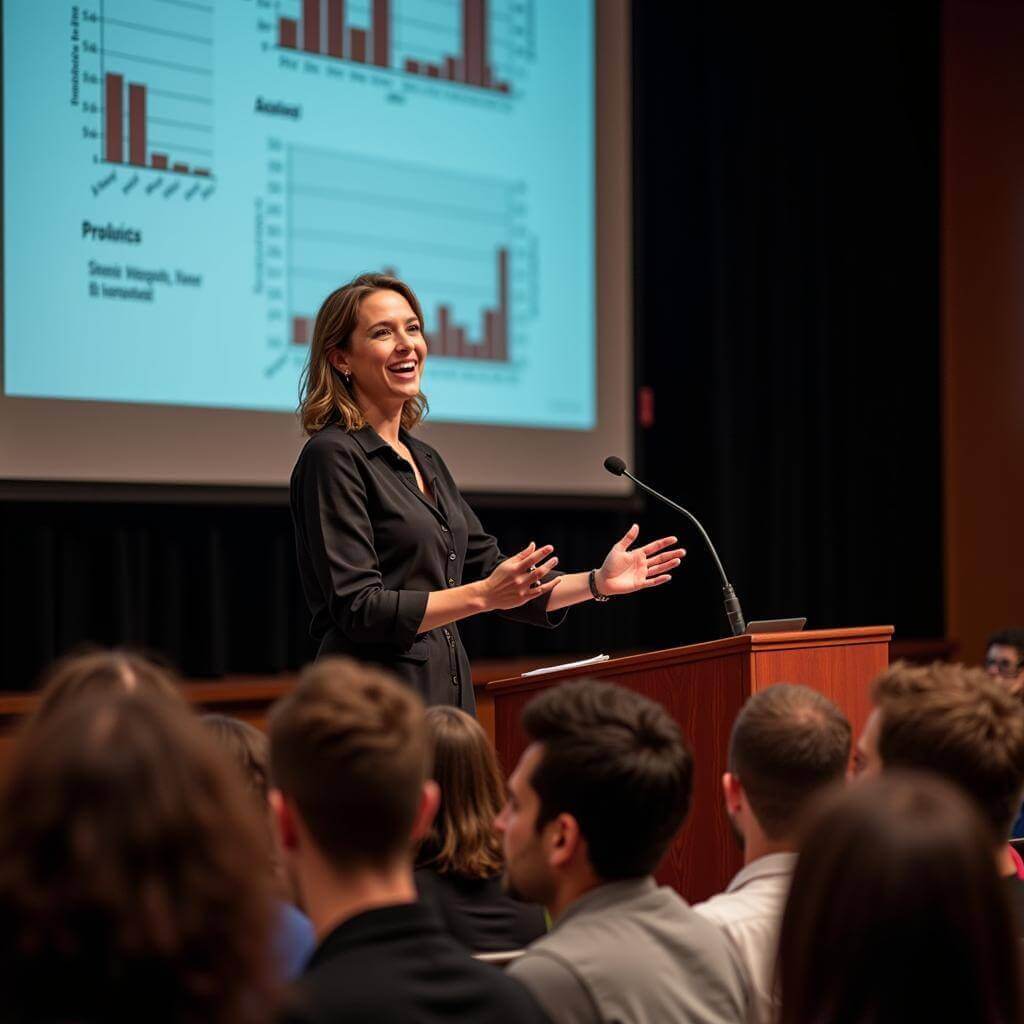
[477,542,561,611]
[594,524,685,596]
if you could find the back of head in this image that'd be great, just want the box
[203,714,271,802]
[729,683,851,839]
[778,773,1021,1024]
[269,657,428,869]
[29,647,184,733]
[988,628,1024,657]
[522,679,692,880]
[873,661,1024,842]
[418,706,506,878]
[0,692,274,1023]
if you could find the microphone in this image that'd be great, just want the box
[604,456,746,636]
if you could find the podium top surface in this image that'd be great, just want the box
[484,625,894,696]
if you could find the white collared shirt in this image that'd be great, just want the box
[693,852,798,1024]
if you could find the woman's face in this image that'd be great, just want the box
[330,289,427,414]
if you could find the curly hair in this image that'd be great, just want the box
[416,707,506,879]
[297,273,429,436]
[0,692,278,1023]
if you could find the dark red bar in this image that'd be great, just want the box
[426,65,439,78]
[437,305,450,357]
[151,153,168,169]
[105,73,123,163]
[303,0,321,53]
[372,0,390,68]
[193,168,211,177]
[496,247,508,361]
[404,58,420,73]
[349,28,367,62]
[463,0,486,86]
[172,162,189,173]
[128,83,146,166]
[483,311,496,360]
[279,17,298,48]
[327,0,344,57]
[454,326,466,360]
[443,56,458,80]
[292,317,311,345]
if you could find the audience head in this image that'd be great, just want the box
[724,684,850,851]
[0,691,275,1023]
[203,714,271,803]
[986,628,1024,695]
[496,679,692,912]
[269,657,437,879]
[859,661,1024,845]
[417,706,506,879]
[28,647,184,733]
[778,773,1022,1024]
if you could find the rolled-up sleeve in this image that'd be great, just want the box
[458,494,566,629]
[297,443,428,649]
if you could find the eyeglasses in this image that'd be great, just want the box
[985,657,1024,679]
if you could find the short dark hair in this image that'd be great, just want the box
[728,684,851,838]
[873,662,1024,841]
[987,628,1024,658]
[269,657,429,869]
[0,692,276,1022]
[522,679,693,880]
[778,773,1022,1024]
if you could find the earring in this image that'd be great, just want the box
[343,371,352,385]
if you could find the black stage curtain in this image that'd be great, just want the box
[0,2,942,690]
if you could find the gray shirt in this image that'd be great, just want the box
[694,853,797,1024]
[507,877,748,1024]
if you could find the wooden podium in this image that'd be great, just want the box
[478,626,893,903]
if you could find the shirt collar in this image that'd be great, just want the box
[725,852,798,893]
[308,902,440,969]
[350,424,389,455]
[555,876,658,928]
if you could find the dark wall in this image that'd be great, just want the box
[0,2,944,689]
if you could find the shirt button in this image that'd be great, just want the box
[451,674,459,686]
[448,552,456,561]
[447,577,456,586]
[441,525,448,533]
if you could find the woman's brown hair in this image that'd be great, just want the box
[778,772,1023,1024]
[0,692,278,1023]
[416,706,506,879]
[27,647,186,733]
[298,272,429,436]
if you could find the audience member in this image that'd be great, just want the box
[778,773,1022,1024]
[0,692,276,1023]
[268,657,549,1024]
[986,628,1024,696]
[497,678,746,1024]
[694,684,850,1023]
[415,706,546,952]
[26,646,185,733]
[202,714,317,980]
[854,661,1024,929]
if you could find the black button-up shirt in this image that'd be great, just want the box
[290,423,565,711]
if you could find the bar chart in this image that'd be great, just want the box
[277,144,530,366]
[273,0,529,96]
[99,0,214,177]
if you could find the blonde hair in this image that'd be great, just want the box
[298,273,429,436]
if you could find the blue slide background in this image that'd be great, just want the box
[2,0,594,428]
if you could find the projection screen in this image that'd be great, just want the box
[0,0,632,497]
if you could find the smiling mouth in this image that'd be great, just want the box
[387,361,418,378]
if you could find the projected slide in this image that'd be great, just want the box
[2,0,594,429]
